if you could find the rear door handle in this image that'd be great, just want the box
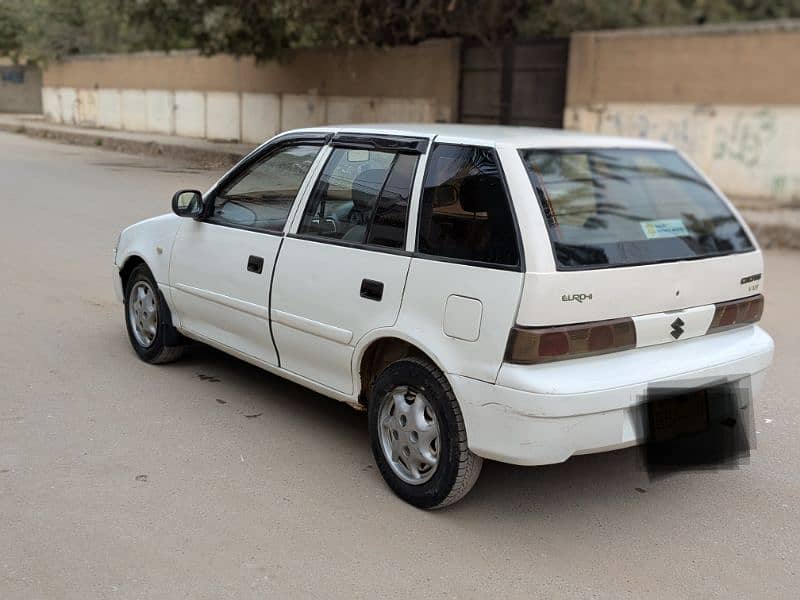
[360,279,383,301]
[247,255,264,274]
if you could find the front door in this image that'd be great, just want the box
[170,140,325,365]
[270,137,426,393]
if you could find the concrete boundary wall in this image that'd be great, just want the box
[566,20,800,201]
[41,87,441,143]
[1,65,43,113]
[40,40,460,143]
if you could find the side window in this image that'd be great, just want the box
[298,148,417,248]
[418,143,520,267]
[210,144,321,232]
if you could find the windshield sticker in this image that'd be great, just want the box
[640,219,689,239]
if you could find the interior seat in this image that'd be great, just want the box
[342,168,390,242]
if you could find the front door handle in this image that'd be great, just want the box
[247,255,264,274]
[360,279,384,301]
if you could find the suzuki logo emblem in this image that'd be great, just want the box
[670,317,685,339]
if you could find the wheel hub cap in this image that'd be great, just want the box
[378,386,440,485]
[128,281,158,348]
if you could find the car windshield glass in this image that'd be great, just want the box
[520,148,754,269]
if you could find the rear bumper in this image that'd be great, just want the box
[451,325,774,466]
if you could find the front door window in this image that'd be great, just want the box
[209,144,321,232]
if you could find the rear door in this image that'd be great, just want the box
[169,135,327,365]
[270,134,427,393]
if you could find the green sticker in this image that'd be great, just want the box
[641,219,689,239]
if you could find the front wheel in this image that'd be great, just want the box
[368,357,482,509]
[124,264,184,364]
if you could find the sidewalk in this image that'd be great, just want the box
[0,113,254,168]
[735,206,800,251]
[1,113,798,250]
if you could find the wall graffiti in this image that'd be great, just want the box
[712,109,776,168]
[574,104,799,200]
[771,175,800,201]
[601,110,699,154]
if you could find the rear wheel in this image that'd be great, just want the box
[124,264,184,364]
[368,357,482,509]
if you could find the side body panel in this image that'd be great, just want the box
[169,221,282,365]
[395,259,524,383]
[270,237,412,394]
[114,213,184,312]
[115,213,184,283]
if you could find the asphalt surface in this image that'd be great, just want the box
[1,132,798,599]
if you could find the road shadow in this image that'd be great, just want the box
[176,342,367,434]
[155,341,706,522]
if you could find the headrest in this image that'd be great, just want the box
[351,168,388,211]
[459,175,495,214]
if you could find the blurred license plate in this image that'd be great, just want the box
[650,390,709,443]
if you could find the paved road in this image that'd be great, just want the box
[1,132,798,599]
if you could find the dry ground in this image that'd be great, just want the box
[1,132,798,599]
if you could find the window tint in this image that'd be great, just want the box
[298,148,417,248]
[521,148,755,269]
[366,154,417,248]
[418,144,519,266]
[210,144,320,232]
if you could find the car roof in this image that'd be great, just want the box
[288,123,674,150]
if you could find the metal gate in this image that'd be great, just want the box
[458,39,569,128]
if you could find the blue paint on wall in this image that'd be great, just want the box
[0,67,25,84]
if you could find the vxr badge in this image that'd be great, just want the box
[670,317,685,339]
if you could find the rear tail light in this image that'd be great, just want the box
[505,317,637,365]
[707,294,763,334]
[506,294,764,366]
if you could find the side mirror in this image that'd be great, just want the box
[172,189,204,218]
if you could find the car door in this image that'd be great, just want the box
[169,135,328,366]
[270,134,428,394]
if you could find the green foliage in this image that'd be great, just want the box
[0,0,25,62]
[517,0,790,36]
[0,0,193,63]
[124,0,528,59]
[2,0,800,63]
[128,1,295,58]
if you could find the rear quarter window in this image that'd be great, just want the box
[417,143,520,268]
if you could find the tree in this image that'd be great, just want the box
[124,0,800,59]
[0,0,191,64]
[127,0,529,59]
[519,0,800,36]
[0,0,25,63]
[3,0,800,63]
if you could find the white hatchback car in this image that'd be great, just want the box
[115,124,774,508]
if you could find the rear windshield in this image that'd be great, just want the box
[520,148,754,269]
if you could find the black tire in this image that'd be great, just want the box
[368,357,483,509]
[123,264,185,364]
